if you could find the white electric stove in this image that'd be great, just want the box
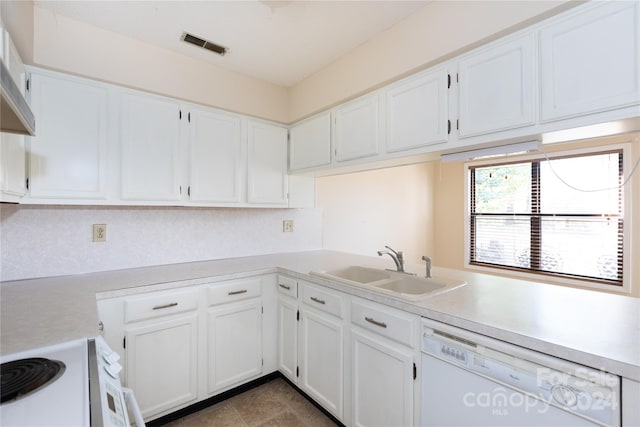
[0,336,144,426]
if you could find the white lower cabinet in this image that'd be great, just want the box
[351,329,414,427]
[277,277,348,423]
[97,276,273,422]
[299,283,346,421]
[622,378,640,427]
[122,288,200,419]
[125,313,199,418]
[299,308,344,415]
[351,298,418,427]
[277,276,298,383]
[207,279,263,394]
[278,295,299,382]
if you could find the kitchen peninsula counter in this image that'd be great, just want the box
[1,250,638,381]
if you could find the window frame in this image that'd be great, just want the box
[464,143,633,293]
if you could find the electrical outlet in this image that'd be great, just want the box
[283,220,294,233]
[93,224,107,242]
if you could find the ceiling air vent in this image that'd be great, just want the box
[181,32,228,56]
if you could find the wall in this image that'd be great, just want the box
[316,163,435,266]
[0,205,322,282]
[18,1,576,124]
[288,0,574,122]
[0,0,34,63]
[433,134,640,297]
[31,7,289,123]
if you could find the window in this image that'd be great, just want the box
[469,149,624,286]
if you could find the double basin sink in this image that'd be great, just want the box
[310,266,466,301]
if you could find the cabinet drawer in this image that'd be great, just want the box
[351,299,417,348]
[300,282,343,319]
[278,276,297,299]
[207,278,261,306]
[125,289,199,323]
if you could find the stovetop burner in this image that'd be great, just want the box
[1,358,66,404]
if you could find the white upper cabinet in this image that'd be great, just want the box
[28,72,108,199]
[0,132,26,202]
[188,107,243,203]
[333,93,380,162]
[120,92,182,201]
[0,33,26,202]
[289,112,331,171]
[457,33,536,138]
[385,67,449,153]
[247,120,288,205]
[539,1,640,122]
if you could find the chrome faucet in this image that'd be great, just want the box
[422,255,432,279]
[377,245,405,273]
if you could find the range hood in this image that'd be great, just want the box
[1,59,35,135]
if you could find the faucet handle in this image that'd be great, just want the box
[421,256,432,278]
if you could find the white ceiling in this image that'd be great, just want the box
[34,1,429,87]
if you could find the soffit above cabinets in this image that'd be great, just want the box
[33,0,428,88]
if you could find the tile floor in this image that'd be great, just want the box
[161,377,339,427]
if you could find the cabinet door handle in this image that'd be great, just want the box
[365,317,387,328]
[279,284,291,290]
[228,289,248,296]
[310,296,326,305]
[153,302,178,310]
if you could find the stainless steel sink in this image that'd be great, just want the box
[310,266,465,300]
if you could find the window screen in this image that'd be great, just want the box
[469,150,623,285]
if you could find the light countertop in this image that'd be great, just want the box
[1,250,638,381]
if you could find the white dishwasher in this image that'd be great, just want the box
[420,318,620,426]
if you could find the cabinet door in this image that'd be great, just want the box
[247,120,288,205]
[539,1,640,122]
[278,297,298,383]
[457,33,536,138]
[189,108,243,203]
[121,92,182,201]
[207,299,262,393]
[300,307,344,420]
[385,67,449,153]
[289,112,331,171]
[333,93,380,162]
[0,132,26,201]
[125,313,198,418]
[28,73,108,199]
[351,329,414,427]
